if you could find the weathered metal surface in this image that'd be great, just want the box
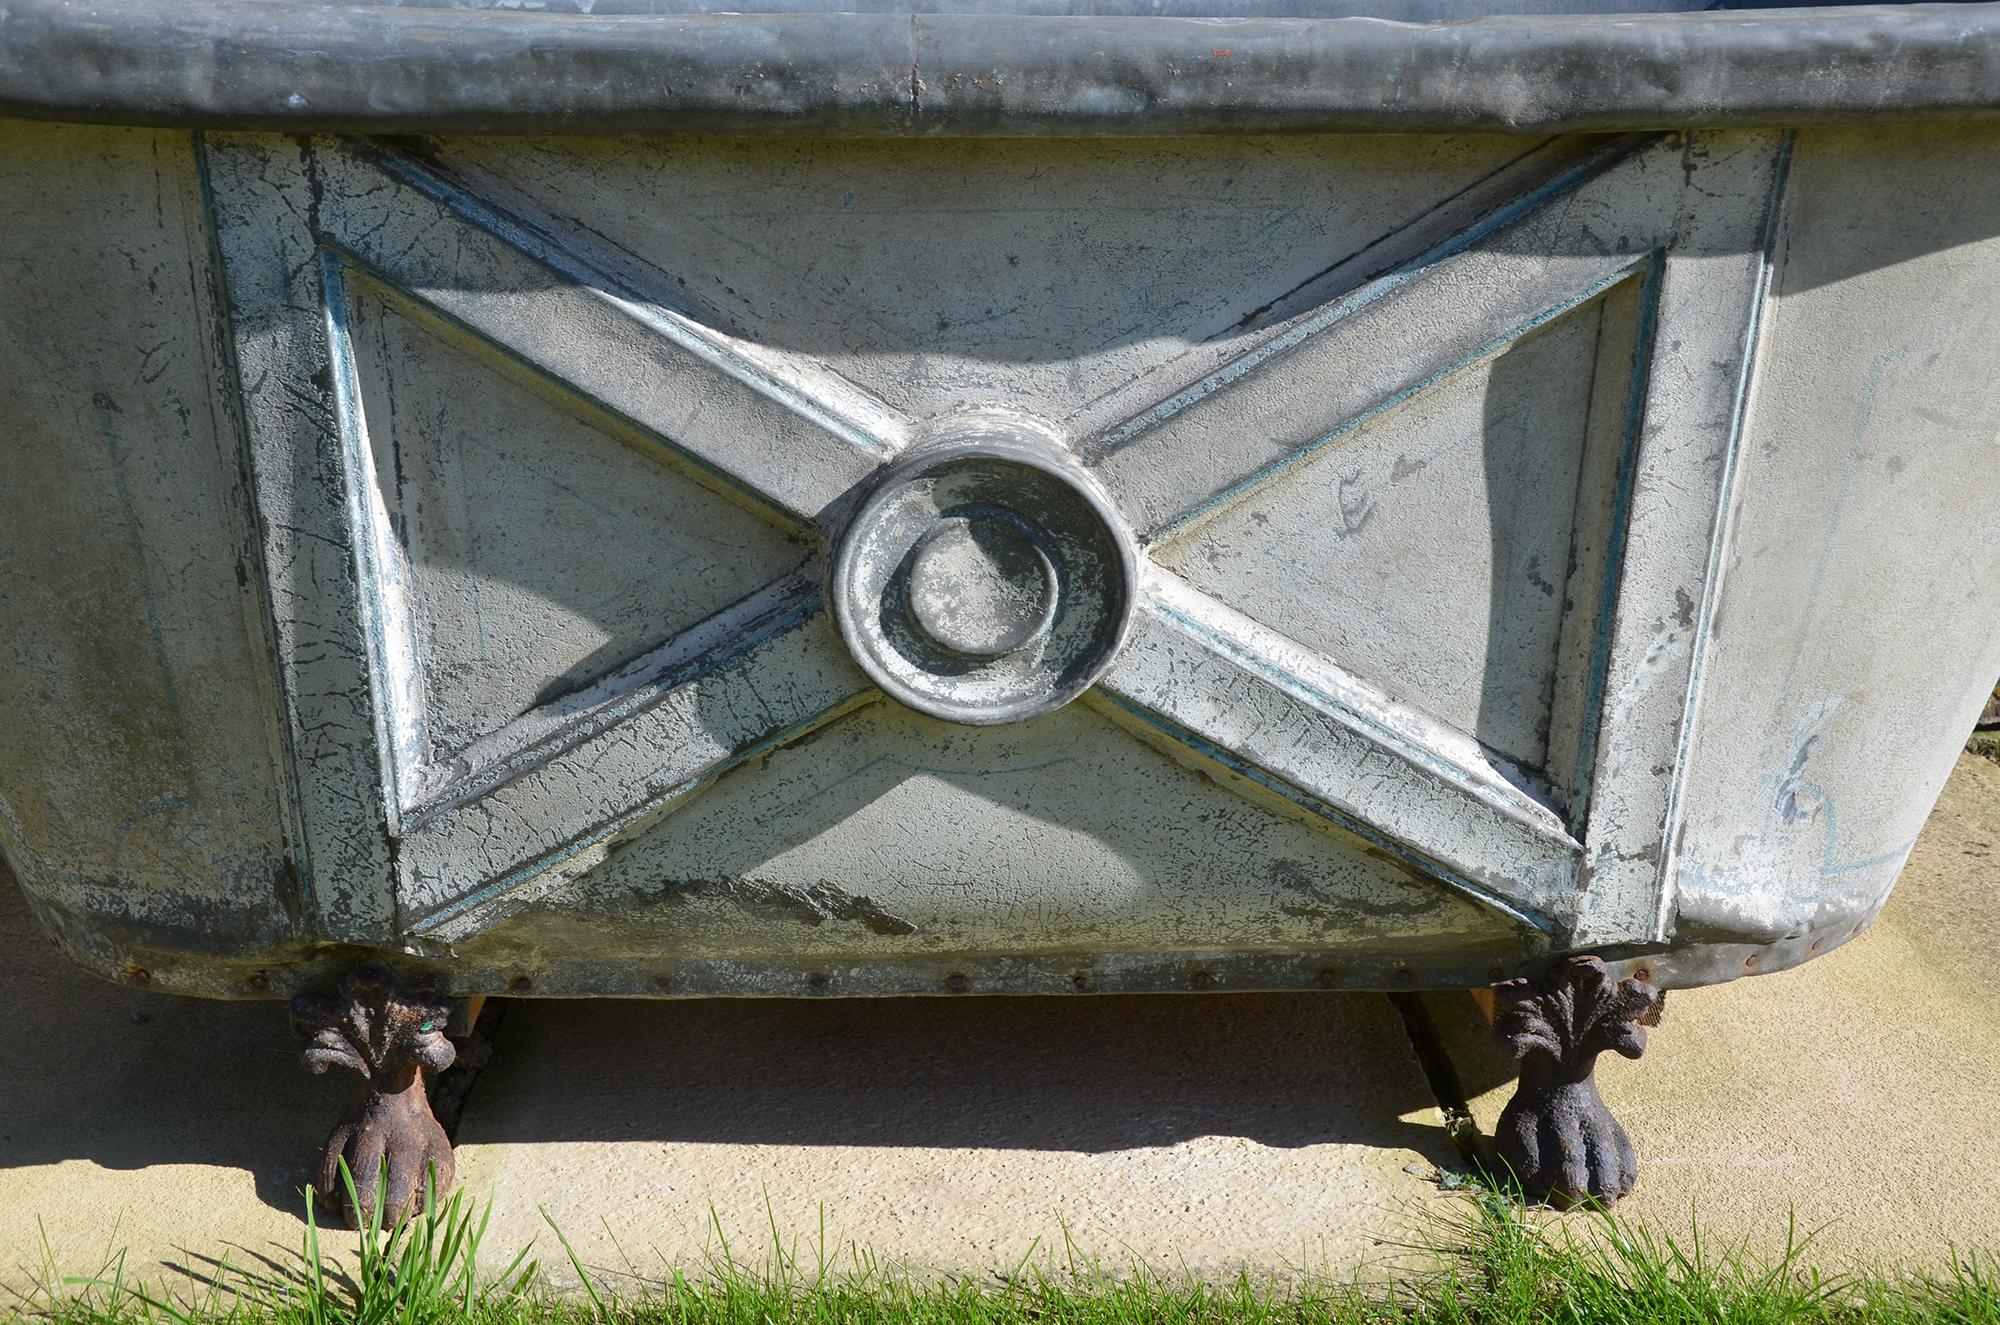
[5,1,2000,136]
[292,965,457,1227]
[1491,955,1664,1207]
[831,418,1137,724]
[3,112,1998,1004]
[1668,124,2000,947]
[0,124,300,966]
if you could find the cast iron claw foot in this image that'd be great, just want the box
[291,965,456,1228]
[1490,955,1664,1209]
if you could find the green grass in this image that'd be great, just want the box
[11,1167,2000,1325]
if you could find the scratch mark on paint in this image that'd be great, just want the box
[672,876,918,936]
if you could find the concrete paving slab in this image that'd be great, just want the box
[451,991,1455,1288]
[0,880,339,1306]
[0,863,1452,1295]
[5,750,1995,1295]
[1423,750,2000,1271]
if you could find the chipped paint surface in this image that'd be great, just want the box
[1671,125,2000,946]
[678,877,920,938]
[0,124,298,953]
[3,121,1996,999]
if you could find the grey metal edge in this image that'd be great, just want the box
[3,0,1999,135]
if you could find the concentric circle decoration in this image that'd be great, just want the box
[831,416,1138,726]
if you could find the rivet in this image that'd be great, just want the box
[246,971,271,993]
[807,972,830,991]
[506,975,532,994]
[1316,968,1339,988]
[944,973,970,994]
[1632,967,1652,984]
[122,964,150,985]
[653,974,674,992]
[1394,966,1414,983]
[1071,973,1093,993]
[1189,970,1215,990]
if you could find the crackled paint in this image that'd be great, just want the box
[3,121,1996,1000]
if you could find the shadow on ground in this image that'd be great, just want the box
[459,988,1455,1155]
[0,873,1471,1233]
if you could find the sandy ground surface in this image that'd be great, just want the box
[4,753,1996,1299]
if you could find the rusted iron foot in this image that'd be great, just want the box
[1489,955,1664,1209]
[291,965,457,1228]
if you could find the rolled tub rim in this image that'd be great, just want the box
[4,0,2000,135]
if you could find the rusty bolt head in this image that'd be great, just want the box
[944,973,970,994]
[1071,973,1093,993]
[654,974,674,992]
[246,971,271,993]
[1189,970,1215,990]
[1631,967,1652,984]
[122,964,150,985]
[807,972,830,991]
[506,975,533,994]
[1316,968,1339,988]
[1394,966,1414,983]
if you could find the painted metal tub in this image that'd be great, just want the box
[4,4,1998,1021]
[13,0,2000,1217]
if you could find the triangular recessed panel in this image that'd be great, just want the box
[473,697,1518,962]
[1152,285,1638,781]
[201,126,1783,968]
[342,275,813,769]
[423,134,1547,423]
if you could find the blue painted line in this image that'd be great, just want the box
[1753,757,1917,881]
[1822,845,1912,877]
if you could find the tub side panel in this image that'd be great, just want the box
[0,123,301,979]
[1670,124,2000,949]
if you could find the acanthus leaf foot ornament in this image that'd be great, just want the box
[1490,954,1664,1208]
[291,965,457,1228]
